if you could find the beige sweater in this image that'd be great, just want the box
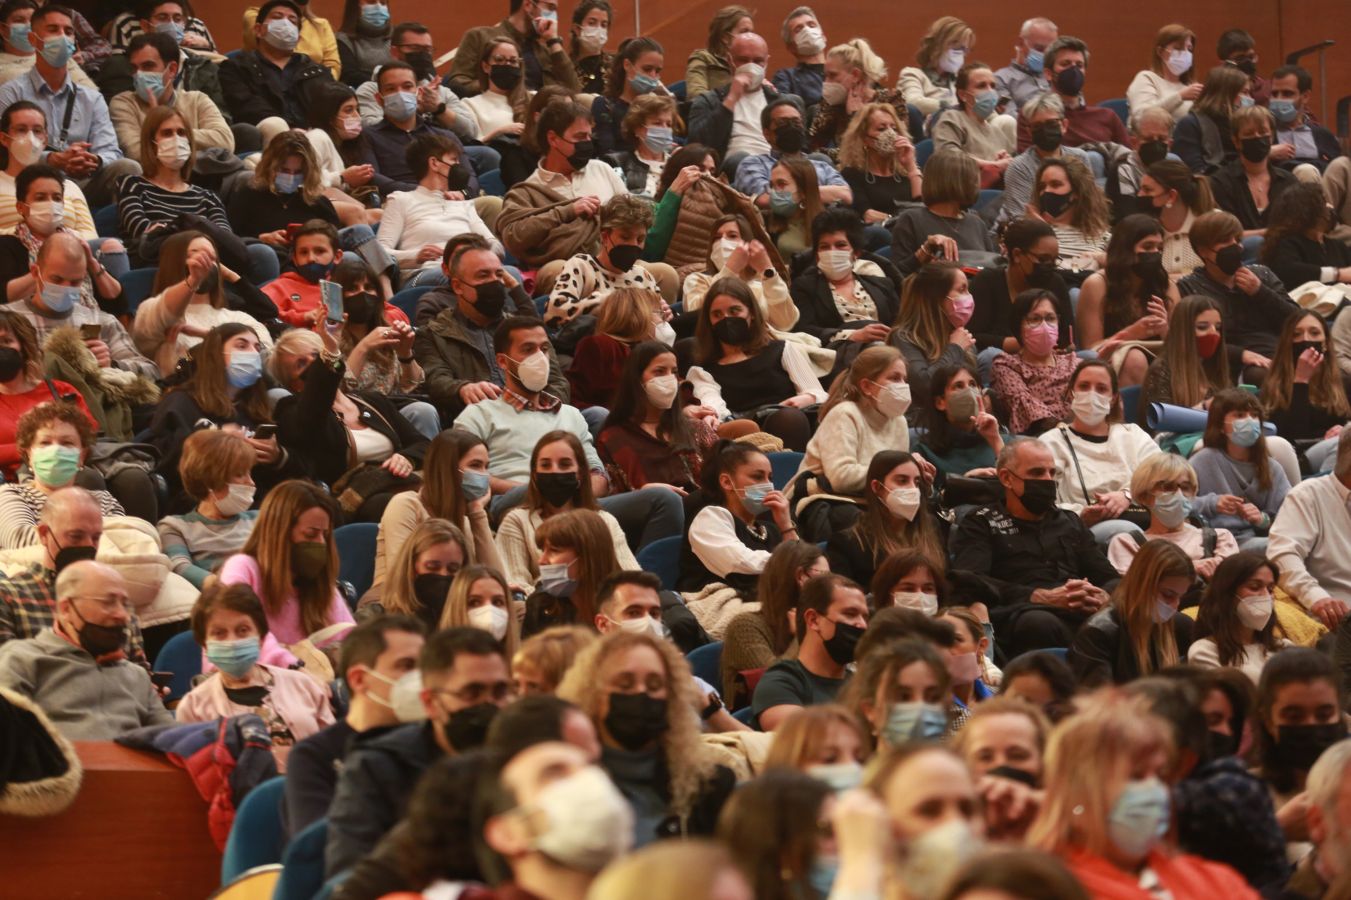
[931,109,1016,161]
[801,399,911,494]
[496,506,637,591]
[132,294,273,378]
[369,491,501,596]
[109,89,235,159]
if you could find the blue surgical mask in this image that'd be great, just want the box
[153,20,185,43]
[1230,416,1262,448]
[226,349,262,388]
[1153,599,1177,623]
[7,22,32,53]
[643,125,673,154]
[1238,95,1255,109]
[629,73,661,95]
[38,277,79,314]
[40,35,75,68]
[1269,98,1299,125]
[207,636,262,679]
[273,171,303,194]
[1108,777,1170,859]
[460,467,490,502]
[739,481,773,516]
[383,90,418,121]
[133,70,164,103]
[972,88,999,119]
[808,856,838,897]
[359,3,390,28]
[769,189,799,217]
[539,561,577,597]
[1025,48,1044,74]
[882,701,947,744]
[1151,490,1192,529]
[807,761,863,793]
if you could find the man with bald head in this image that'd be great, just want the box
[0,486,147,661]
[689,30,802,174]
[2,231,157,378]
[0,559,171,738]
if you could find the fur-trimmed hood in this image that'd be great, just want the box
[0,686,82,816]
[42,326,160,406]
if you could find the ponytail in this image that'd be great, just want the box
[698,440,762,501]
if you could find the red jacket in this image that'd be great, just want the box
[1064,847,1259,900]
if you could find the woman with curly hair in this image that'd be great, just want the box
[1030,156,1112,275]
[1261,180,1351,293]
[557,630,736,843]
[837,101,922,225]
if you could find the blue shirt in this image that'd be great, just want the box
[771,63,824,108]
[0,68,123,165]
[733,151,847,198]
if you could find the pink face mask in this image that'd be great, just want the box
[946,292,975,328]
[1022,322,1058,356]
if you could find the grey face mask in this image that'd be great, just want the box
[945,386,982,423]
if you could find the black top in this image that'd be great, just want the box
[1266,380,1351,442]
[968,266,1075,352]
[225,183,341,239]
[842,166,915,219]
[282,719,357,839]
[678,500,781,595]
[702,340,799,414]
[1069,606,1194,688]
[1177,264,1296,358]
[1210,162,1298,231]
[789,267,900,345]
[889,206,997,275]
[1265,232,1351,290]
[591,94,631,156]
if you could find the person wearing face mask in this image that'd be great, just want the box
[593,36,668,157]
[259,219,376,328]
[895,16,974,116]
[1179,211,1298,375]
[107,32,234,159]
[825,451,945,593]
[516,508,626,638]
[836,101,923,237]
[938,606,1000,724]
[1190,389,1290,554]
[1113,107,1182,217]
[1015,36,1130,153]
[324,257,427,417]
[0,310,93,484]
[1172,65,1252,176]
[1210,106,1297,235]
[240,0,339,79]
[719,770,841,898]
[326,626,514,876]
[0,559,173,738]
[1266,65,1341,176]
[442,565,520,659]
[732,97,852,211]
[283,614,426,839]
[995,93,1093,230]
[790,208,898,351]
[1029,692,1258,899]
[991,289,1078,435]
[951,438,1119,657]
[446,0,582,98]
[912,362,1006,483]
[994,17,1058,113]
[606,94,682,199]
[768,7,825,108]
[1108,456,1237,579]
[1029,156,1112,274]
[1128,25,1203,122]
[0,0,100,89]
[361,517,470,627]
[842,637,955,755]
[1217,29,1270,108]
[567,287,674,410]
[376,133,500,286]
[566,0,612,96]
[1259,310,1351,466]
[333,0,391,88]
[1134,160,1216,278]
[218,0,337,129]
[966,218,1073,373]
[688,30,803,167]
[682,4,753,101]
[1189,552,1289,684]
[462,36,529,147]
[545,194,668,326]
[351,23,480,149]
[559,628,736,844]
[932,62,1015,187]
[0,102,92,238]
[753,574,868,732]
[176,583,334,770]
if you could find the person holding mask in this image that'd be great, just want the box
[770,7,826,107]
[790,207,897,350]
[1210,106,1296,235]
[890,149,997,276]
[0,308,94,483]
[1127,25,1203,121]
[176,583,333,771]
[932,61,1014,186]
[990,289,1078,435]
[1191,389,1289,553]
[995,93,1093,229]
[1106,454,1238,576]
[328,256,425,412]
[157,429,259,590]
[837,101,922,226]
[1189,552,1287,683]
[1135,159,1217,278]
[812,38,911,156]
[826,451,945,590]
[592,37,665,156]
[364,518,468,627]
[688,30,799,168]
[896,16,974,116]
[1172,64,1251,175]
[546,194,667,326]
[913,363,1004,482]
[108,31,233,158]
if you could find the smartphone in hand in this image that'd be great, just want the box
[253,423,277,440]
[320,280,343,323]
[80,323,101,340]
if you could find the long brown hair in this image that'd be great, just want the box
[773,156,822,227]
[173,323,272,423]
[383,517,468,621]
[891,262,965,362]
[139,105,193,181]
[526,431,599,514]
[1034,156,1110,239]
[154,230,226,309]
[693,276,771,365]
[1112,540,1194,677]
[534,509,618,624]
[848,450,944,565]
[756,541,825,656]
[1201,388,1274,492]
[1159,295,1230,410]
[240,480,340,637]
[0,309,43,383]
[1260,310,1351,419]
[420,429,485,523]
[1195,552,1282,667]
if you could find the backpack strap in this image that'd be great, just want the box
[1057,425,1093,506]
[1202,526,1216,559]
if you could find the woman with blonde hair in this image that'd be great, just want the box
[1028,691,1255,897]
[1127,24,1202,120]
[684,5,753,99]
[558,630,736,841]
[464,36,528,144]
[949,695,1050,781]
[1069,540,1196,687]
[763,704,867,777]
[888,262,978,410]
[219,479,352,645]
[568,286,668,409]
[611,93,682,197]
[512,625,597,696]
[1031,156,1112,273]
[360,517,468,627]
[524,507,623,637]
[837,101,922,225]
[812,39,912,156]
[896,16,976,116]
[1106,452,1238,575]
[439,563,519,657]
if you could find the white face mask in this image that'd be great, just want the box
[643,373,678,409]
[468,603,510,640]
[892,590,939,616]
[818,248,854,280]
[884,486,921,521]
[1236,592,1273,631]
[340,115,363,137]
[156,134,191,169]
[578,25,607,52]
[1071,390,1113,426]
[364,668,427,722]
[27,199,63,235]
[712,237,742,269]
[794,26,826,56]
[527,765,635,871]
[653,320,677,346]
[871,381,911,417]
[736,62,766,89]
[607,613,667,639]
[8,131,43,166]
[511,349,551,392]
[214,482,255,517]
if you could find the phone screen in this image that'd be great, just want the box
[320,281,343,323]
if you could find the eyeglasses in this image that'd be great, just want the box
[1025,314,1059,326]
[1149,480,1193,494]
[431,681,513,704]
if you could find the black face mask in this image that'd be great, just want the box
[53,542,97,575]
[605,691,669,751]
[1025,258,1058,286]
[1240,135,1272,164]
[1274,721,1347,771]
[468,279,508,319]
[1031,121,1062,152]
[1205,729,1239,761]
[1015,477,1058,515]
[344,291,379,326]
[607,242,643,272]
[1214,243,1245,276]
[443,162,472,192]
[821,619,864,666]
[987,764,1040,788]
[413,573,454,625]
[712,316,751,345]
[773,123,806,154]
[1039,190,1073,218]
[489,64,522,91]
[1231,57,1257,77]
[404,49,436,82]
[0,345,23,382]
[563,138,596,170]
[443,702,499,750]
[66,598,127,657]
[1139,139,1169,167]
[1292,340,1324,360]
[536,471,580,507]
[1131,251,1164,280]
[1054,65,1085,95]
[224,684,271,707]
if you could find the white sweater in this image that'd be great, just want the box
[1125,70,1193,120]
[376,186,501,270]
[801,399,910,494]
[1268,474,1351,609]
[1039,423,1162,514]
[463,91,516,137]
[1187,639,1288,685]
[495,506,637,590]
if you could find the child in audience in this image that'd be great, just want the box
[1190,389,1291,552]
[158,429,258,589]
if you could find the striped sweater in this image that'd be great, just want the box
[116,176,230,245]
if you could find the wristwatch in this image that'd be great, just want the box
[433,102,447,117]
[700,693,724,721]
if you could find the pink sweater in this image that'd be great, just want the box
[218,553,354,645]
